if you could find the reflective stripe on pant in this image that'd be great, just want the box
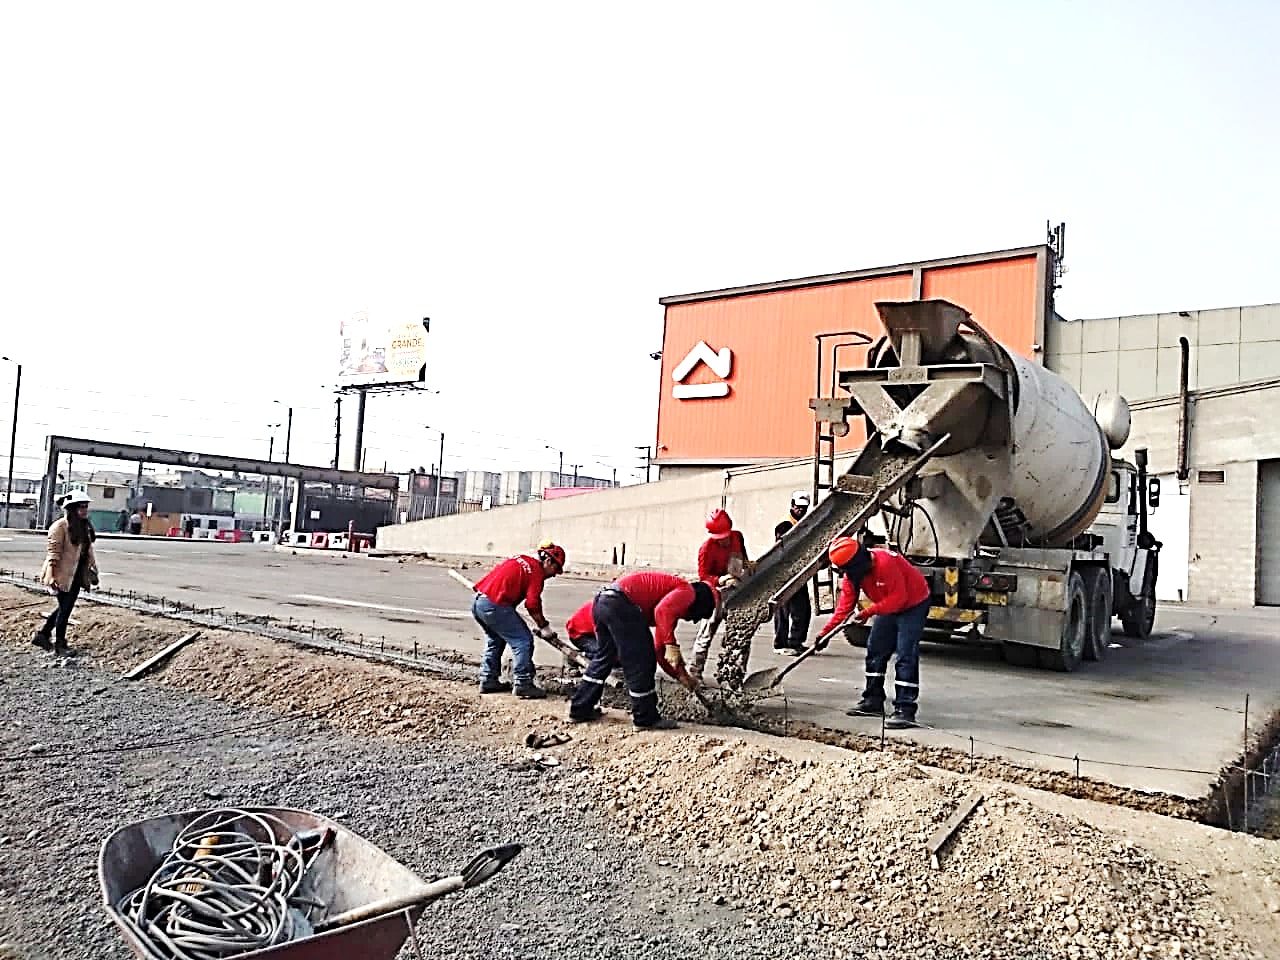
[472,594,535,684]
[773,587,811,648]
[40,585,81,645]
[569,588,661,727]
[861,598,930,713]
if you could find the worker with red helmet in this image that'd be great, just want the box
[472,542,566,699]
[568,571,717,729]
[689,508,750,682]
[824,536,931,729]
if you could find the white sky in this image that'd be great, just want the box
[2,0,1277,484]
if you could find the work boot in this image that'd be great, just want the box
[53,644,79,658]
[479,679,512,694]
[885,709,917,730]
[31,631,53,651]
[635,716,679,731]
[569,706,604,723]
[845,698,884,718]
[514,683,547,700]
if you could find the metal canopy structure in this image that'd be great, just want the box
[40,435,398,529]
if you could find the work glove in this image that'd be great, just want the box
[536,624,559,642]
[717,574,741,590]
[662,644,685,672]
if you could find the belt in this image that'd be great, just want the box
[597,584,626,600]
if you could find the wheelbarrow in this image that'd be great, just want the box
[99,806,521,960]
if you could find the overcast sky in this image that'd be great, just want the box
[2,0,1277,484]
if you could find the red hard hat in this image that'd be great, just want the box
[539,543,566,568]
[828,536,863,568]
[705,509,732,539]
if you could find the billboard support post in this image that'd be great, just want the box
[352,387,368,473]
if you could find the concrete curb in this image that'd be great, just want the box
[366,549,699,584]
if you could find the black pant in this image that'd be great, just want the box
[569,588,661,727]
[773,587,811,649]
[40,585,81,646]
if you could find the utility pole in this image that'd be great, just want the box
[352,387,368,472]
[635,445,653,483]
[432,431,444,519]
[612,466,618,487]
[263,432,277,531]
[1,357,20,528]
[276,406,292,535]
[332,395,342,469]
[571,463,581,486]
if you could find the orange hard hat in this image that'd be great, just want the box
[705,509,733,539]
[828,536,864,569]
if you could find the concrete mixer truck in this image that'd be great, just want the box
[714,298,1161,686]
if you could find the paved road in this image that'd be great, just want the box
[2,533,1276,798]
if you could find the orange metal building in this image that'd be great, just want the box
[654,244,1058,469]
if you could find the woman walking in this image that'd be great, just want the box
[33,490,99,656]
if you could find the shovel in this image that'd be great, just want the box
[447,568,590,672]
[314,843,523,932]
[740,620,849,696]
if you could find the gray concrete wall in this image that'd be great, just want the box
[376,455,837,576]
[1120,380,1280,607]
[1044,302,1280,402]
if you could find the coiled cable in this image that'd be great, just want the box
[117,809,327,960]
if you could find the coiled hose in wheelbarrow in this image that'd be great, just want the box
[116,808,324,960]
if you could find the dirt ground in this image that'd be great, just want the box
[3,584,1278,960]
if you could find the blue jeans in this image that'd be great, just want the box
[862,598,930,714]
[473,595,535,685]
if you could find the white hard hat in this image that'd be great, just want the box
[790,490,811,507]
[63,490,91,507]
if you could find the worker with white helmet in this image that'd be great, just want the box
[771,490,813,654]
[33,490,100,656]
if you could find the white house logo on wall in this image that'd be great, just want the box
[672,341,732,399]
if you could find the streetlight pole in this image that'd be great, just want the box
[1,357,19,528]
[264,424,280,530]
[545,445,563,487]
[430,429,444,519]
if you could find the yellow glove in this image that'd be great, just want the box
[662,644,684,671]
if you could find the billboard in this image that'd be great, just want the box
[654,246,1054,464]
[338,312,430,386]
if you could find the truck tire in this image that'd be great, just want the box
[1039,570,1087,672]
[1083,567,1114,662]
[1121,555,1158,640]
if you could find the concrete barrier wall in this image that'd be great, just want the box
[376,454,858,574]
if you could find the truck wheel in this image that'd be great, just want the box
[1039,571,1087,672]
[1002,642,1040,668]
[1121,555,1158,640]
[1083,568,1113,662]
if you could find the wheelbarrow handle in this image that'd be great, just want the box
[313,876,465,932]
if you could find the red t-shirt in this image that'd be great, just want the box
[697,531,747,581]
[824,549,931,632]
[565,600,595,641]
[475,555,545,620]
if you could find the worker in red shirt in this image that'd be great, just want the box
[565,600,597,656]
[472,543,566,699]
[823,536,932,729]
[689,509,750,682]
[568,571,717,729]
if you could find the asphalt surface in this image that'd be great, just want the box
[2,532,1277,799]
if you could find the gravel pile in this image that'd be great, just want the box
[0,587,1268,959]
[575,735,1258,960]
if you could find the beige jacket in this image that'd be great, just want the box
[40,518,99,593]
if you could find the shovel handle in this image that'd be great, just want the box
[314,876,465,932]
[448,569,477,591]
[766,623,844,689]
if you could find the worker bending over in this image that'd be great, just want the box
[824,536,931,729]
[472,542,566,699]
[772,490,812,654]
[568,572,717,729]
[689,509,750,682]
